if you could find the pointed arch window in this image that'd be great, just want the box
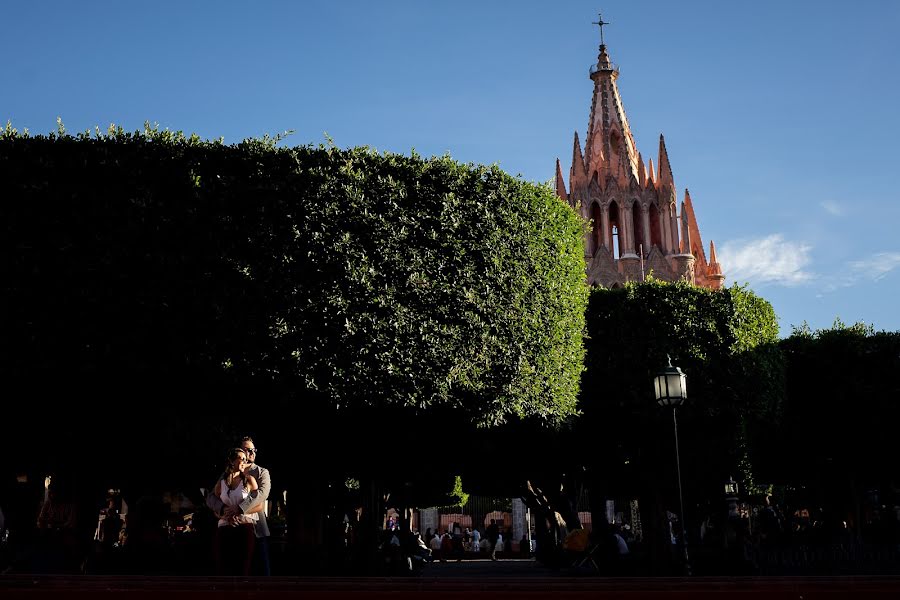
[632,202,644,255]
[608,200,622,259]
[649,204,662,248]
[590,202,602,255]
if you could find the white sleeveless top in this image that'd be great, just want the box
[217,477,259,527]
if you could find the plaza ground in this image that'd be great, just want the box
[2,559,900,598]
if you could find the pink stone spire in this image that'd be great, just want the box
[572,131,585,175]
[554,13,722,290]
[708,240,726,288]
[555,158,568,201]
[682,188,708,264]
[658,134,674,186]
[709,240,721,267]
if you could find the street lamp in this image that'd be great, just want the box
[654,356,691,575]
[725,476,740,520]
[724,476,738,497]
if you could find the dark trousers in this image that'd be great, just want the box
[214,524,256,576]
[252,536,271,576]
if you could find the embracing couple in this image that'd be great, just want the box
[207,436,272,576]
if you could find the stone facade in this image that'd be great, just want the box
[555,40,725,290]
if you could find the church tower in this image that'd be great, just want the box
[555,18,725,290]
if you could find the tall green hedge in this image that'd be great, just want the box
[1,126,587,431]
[580,279,783,497]
[776,322,900,488]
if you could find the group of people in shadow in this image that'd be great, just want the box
[1,436,272,577]
[106,435,273,577]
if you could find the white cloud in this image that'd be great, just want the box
[820,200,844,217]
[847,252,900,282]
[718,234,815,287]
[817,252,900,292]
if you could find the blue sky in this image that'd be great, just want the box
[3,0,899,335]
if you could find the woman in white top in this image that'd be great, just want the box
[213,447,260,575]
[471,528,481,552]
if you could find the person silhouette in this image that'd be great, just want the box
[485,519,500,561]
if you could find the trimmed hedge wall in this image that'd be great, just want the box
[1,127,587,429]
[580,279,783,495]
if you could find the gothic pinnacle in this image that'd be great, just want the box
[572,131,585,172]
[658,134,674,185]
[555,158,568,200]
[708,240,725,284]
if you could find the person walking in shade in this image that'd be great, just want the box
[486,519,500,561]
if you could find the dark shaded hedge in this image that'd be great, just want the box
[1,127,587,431]
[776,322,900,489]
[580,279,783,498]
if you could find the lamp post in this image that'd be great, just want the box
[724,475,740,552]
[654,356,691,575]
[725,476,739,519]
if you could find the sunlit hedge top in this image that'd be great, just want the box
[1,125,588,427]
[583,278,781,419]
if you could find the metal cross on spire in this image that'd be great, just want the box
[592,12,610,46]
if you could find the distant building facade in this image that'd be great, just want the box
[555,36,725,289]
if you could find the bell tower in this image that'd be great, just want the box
[555,15,725,290]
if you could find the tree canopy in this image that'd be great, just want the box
[771,321,900,490]
[579,279,783,504]
[1,125,588,483]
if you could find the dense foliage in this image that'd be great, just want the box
[1,124,587,482]
[774,321,900,492]
[580,279,783,503]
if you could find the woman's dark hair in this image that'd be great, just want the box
[225,447,247,470]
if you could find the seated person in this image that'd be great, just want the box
[563,528,589,552]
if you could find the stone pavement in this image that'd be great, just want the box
[421,557,558,578]
[2,559,900,599]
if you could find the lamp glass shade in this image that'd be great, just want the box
[654,363,687,407]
